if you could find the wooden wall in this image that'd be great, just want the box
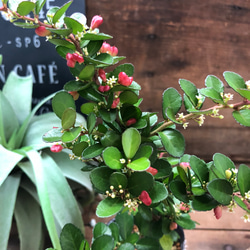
[86,0,250,162]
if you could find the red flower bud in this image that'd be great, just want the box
[98,69,107,82]
[98,85,110,92]
[214,206,222,220]
[66,53,76,68]
[139,190,152,206]
[90,15,103,30]
[72,53,84,64]
[35,26,51,37]
[111,97,120,109]
[126,118,137,126]
[118,72,133,87]
[50,144,63,153]
[169,222,178,231]
[146,166,158,176]
[179,162,191,171]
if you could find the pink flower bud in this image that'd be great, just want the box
[90,15,103,30]
[110,46,118,56]
[126,118,137,126]
[139,190,152,206]
[66,53,76,68]
[179,162,191,171]
[146,166,158,176]
[100,42,111,54]
[35,26,51,37]
[169,222,178,231]
[69,91,79,100]
[98,69,107,82]
[50,144,63,153]
[111,97,120,109]
[214,206,222,220]
[98,85,110,92]
[118,72,133,87]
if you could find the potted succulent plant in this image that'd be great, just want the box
[1,1,250,250]
[0,55,93,250]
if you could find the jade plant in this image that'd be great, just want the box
[1,1,250,250]
[0,55,92,250]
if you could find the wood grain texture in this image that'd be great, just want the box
[86,0,250,161]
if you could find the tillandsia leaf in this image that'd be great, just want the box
[122,127,141,159]
[96,197,124,218]
[52,91,76,119]
[0,173,21,250]
[158,129,185,157]
[0,90,19,146]
[53,1,72,24]
[14,189,43,250]
[205,75,224,93]
[237,164,250,197]
[17,1,35,15]
[162,87,182,120]
[0,145,24,186]
[60,224,86,250]
[103,147,124,170]
[179,79,198,107]
[2,71,33,124]
[223,71,246,95]
[207,179,233,205]
[232,109,250,127]
[25,150,61,250]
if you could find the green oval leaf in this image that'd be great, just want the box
[192,194,219,211]
[205,75,224,93]
[52,91,76,119]
[158,129,185,157]
[232,109,250,127]
[61,127,81,143]
[42,128,62,142]
[223,71,246,94]
[17,1,35,16]
[190,155,209,184]
[96,197,123,218]
[61,107,76,129]
[64,80,92,92]
[148,181,168,204]
[53,1,72,24]
[127,157,150,171]
[93,222,112,239]
[207,179,233,205]
[122,128,141,159]
[92,235,114,250]
[72,141,88,157]
[109,172,128,190]
[83,33,113,41]
[103,147,124,170]
[119,91,139,105]
[179,79,198,107]
[169,180,189,203]
[237,164,250,197]
[79,65,95,81]
[82,143,105,159]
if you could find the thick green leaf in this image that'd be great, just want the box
[35,0,46,14]
[14,188,43,250]
[93,222,112,239]
[119,90,139,105]
[152,158,172,179]
[109,172,128,190]
[223,71,246,94]
[148,181,168,204]
[64,80,92,92]
[17,1,35,15]
[122,128,141,159]
[81,102,97,115]
[207,179,233,205]
[118,243,134,250]
[87,112,96,134]
[83,33,113,41]
[0,173,21,250]
[61,127,82,143]
[199,88,224,104]
[52,91,76,119]
[88,53,114,66]
[42,127,63,143]
[136,237,160,250]
[79,65,95,81]
[3,71,33,124]
[90,167,114,193]
[79,86,104,102]
[0,145,23,186]
[103,147,124,170]
[237,164,250,197]
[92,235,114,250]
[127,157,150,171]
[61,108,76,129]
[86,40,103,56]
[176,213,196,229]
[205,75,224,93]
[159,234,173,250]
[190,155,209,184]
[99,108,117,123]
[234,195,250,213]
[112,63,134,77]
[132,144,153,161]
[162,88,182,120]
[158,129,185,157]
[96,197,124,217]
[128,172,154,196]
[64,17,83,34]
[232,109,250,127]
[72,141,88,157]
[213,153,235,178]
[49,39,76,50]
[179,79,198,107]
[82,143,105,159]
[47,27,72,36]
[60,223,85,250]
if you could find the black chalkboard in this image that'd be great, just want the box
[0,0,85,114]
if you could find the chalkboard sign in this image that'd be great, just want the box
[0,0,85,114]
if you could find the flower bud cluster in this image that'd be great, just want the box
[100,42,118,56]
[66,53,84,68]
